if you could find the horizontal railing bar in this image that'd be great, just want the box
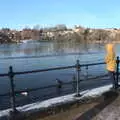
[0,92,10,96]
[85,74,108,81]
[0,74,109,97]
[0,73,9,77]
[15,85,57,93]
[0,62,106,77]
[80,62,105,67]
[14,65,76,75]
[63,74,108,85]
[12,74,109,93]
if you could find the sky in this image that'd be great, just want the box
[0,0,120,29]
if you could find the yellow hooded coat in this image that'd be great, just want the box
[105,44,116,72]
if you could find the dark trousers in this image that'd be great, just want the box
[108,71,118,89]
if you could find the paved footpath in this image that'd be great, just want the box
[93,92,120,120]
[74,90,120,120]
[30,90,120,120]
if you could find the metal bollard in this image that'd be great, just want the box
[116,56,119,88]
[8,66,17,113]
[75,60,81,97]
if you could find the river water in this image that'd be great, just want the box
[0,40,120,110]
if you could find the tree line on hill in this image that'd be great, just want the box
[0,24,120,44]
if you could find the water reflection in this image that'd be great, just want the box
[0,41,104,58]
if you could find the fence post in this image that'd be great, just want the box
[8,66,17,113]
[116,56,119,87]
[86,65,88,79]
[75,60,81,97]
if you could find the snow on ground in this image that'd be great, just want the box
[0,84,112,118]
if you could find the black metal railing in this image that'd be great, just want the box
[0,56,119,113]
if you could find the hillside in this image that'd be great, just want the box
[0,26,120,43]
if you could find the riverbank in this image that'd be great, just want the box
[38,90,119,120]
[88,40,120,44]
[9,39,120,45]
[0,84,114,119]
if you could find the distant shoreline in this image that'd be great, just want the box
[2,39,120,44]
[88,40,120,44]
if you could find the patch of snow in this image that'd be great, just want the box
[0,84,112,118]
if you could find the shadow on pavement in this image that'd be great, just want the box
[74,90,119,120]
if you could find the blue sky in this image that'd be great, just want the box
[0,0,120,29]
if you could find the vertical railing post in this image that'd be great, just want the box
[86,65,88,79]
[8,66,17,113]
[116,56,119,87]
[75,60,81,97]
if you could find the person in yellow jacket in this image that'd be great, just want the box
[105,43,118,89]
